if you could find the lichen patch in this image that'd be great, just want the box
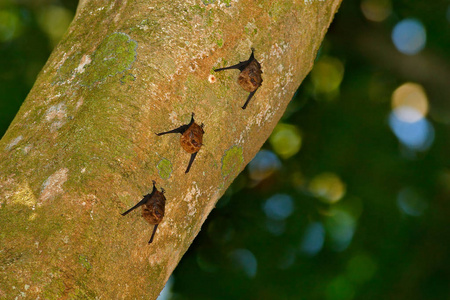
[11,182,37,207]
[221,145,244,179]
[28,212,37,220]
[157,158,173,180]
[80,32,138,86]
[39,168,69,202]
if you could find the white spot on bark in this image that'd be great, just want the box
[76,97,84,110]
[23,110,31,118]
[270,43,284,58]
[45,103,66,121]
[137,21,149,31]
[55,52,69,71]
[43,92,62,105]
[23,144,33,154]
[75,55,91,74]
[45,103,67,132]
[5,135,23,151]
[208,74,216,83]
[304,0,325,4]
[39,168,69,202]
[184,183,201,217]
[169,111,178,124]
[277,64,284,73]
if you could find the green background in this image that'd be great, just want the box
[1,0,449,299]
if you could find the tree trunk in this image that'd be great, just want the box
[0,0,341,298]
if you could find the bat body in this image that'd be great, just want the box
[121,181,166,244]
[156,113,204,173]
[215,49,263,109]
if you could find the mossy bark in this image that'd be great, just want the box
[0,0,341,298]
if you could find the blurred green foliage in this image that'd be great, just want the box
[1,0,449,299]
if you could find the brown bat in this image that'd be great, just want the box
[121,180,166,244]
[156,112,204,174]
[214,49,263,109]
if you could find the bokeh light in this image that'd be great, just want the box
[397,187,428,216]
[346,254,377,283]
[392,18,426,55]
[264,219,286,236]
[447,5,450,23]
[389,111,434,151]
[229,249,258,278]
[389,82,433,151]
[247,150,281,181]
[291,171,305,191]
[277,246,296,269]
[391,82,428,122]
[299,222,325,256]
[207,217,235,244]
[360,0,392,22]
[268,123,302,159]
[438,169,450,194]
[0,9,23,42]
[309,172,346,203]
[196,246,219,273]
[325,276,355,300]
[263,194,294,221]
[310,56,345,96]
[37,6,73,47]
[156,276,174,300]
[325,209,356,251]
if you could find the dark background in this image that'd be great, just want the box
[1,1,449,299]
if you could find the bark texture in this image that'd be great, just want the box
[0,0,341,298]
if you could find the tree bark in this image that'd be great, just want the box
[0,0,341,298]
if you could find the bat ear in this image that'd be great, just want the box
[249,48,255,60]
